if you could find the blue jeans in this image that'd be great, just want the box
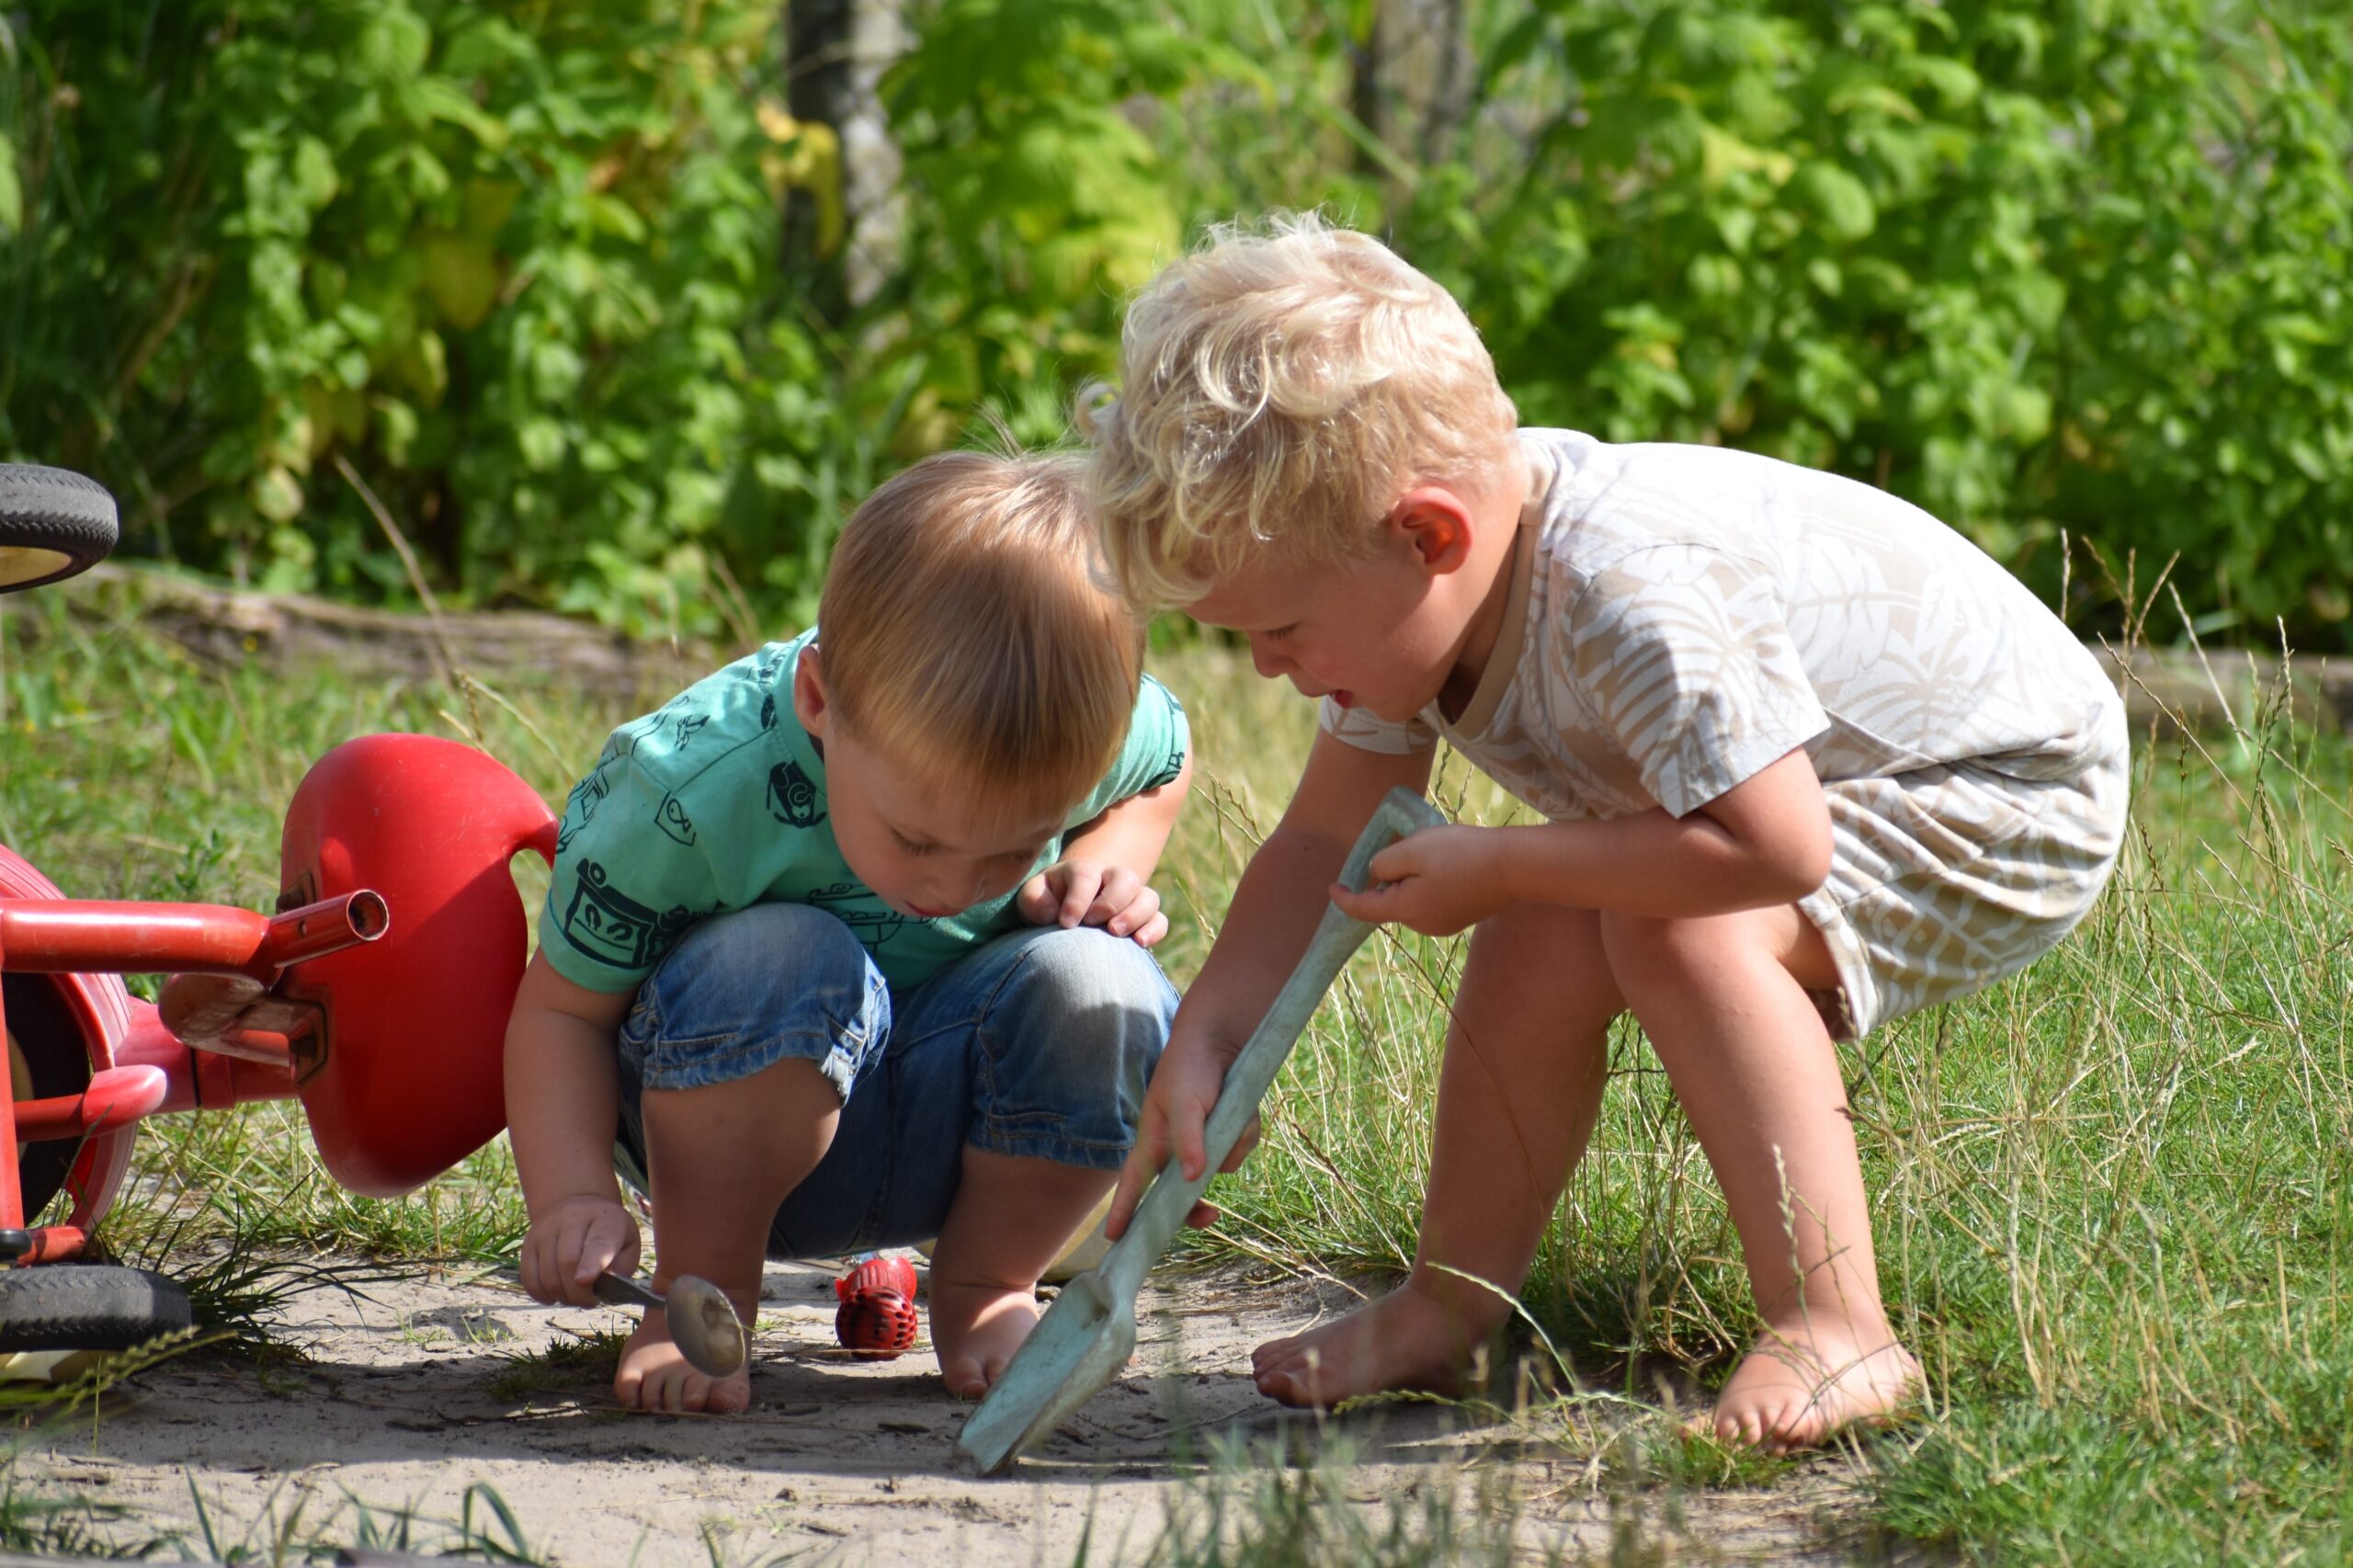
[612,903,1178,1260]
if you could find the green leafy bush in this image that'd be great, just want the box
[1391,0,2353,640]
[0,0,866,634]
[3,1,2347,646]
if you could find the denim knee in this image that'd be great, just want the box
[618,902,890,1100]
[956,926,1178,1169]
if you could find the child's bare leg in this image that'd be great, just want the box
[1600,906,1919,1451]
[926,1149,1116,1397]
[865,922,1174,1399]
[621,1058,841,1414]
[1255,902,1623,1407]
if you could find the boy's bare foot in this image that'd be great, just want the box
[930,1277,1043,1398]
[613,1307,752,1414]
[1705,1318,1921,1453]
[1252,1277,1496,1408]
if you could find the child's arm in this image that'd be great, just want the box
[1105,730,1433,1237]
[505,949,642,1307]
[1332,745,1833,934]
[1016,752,1194,948]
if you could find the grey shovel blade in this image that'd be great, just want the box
[953,788,1445,1475]
[955,1272,1133,1475]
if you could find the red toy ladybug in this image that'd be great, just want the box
[834,1255,920,1360]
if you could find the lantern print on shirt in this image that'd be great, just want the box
[559,860,700,971]
[767,758,825,828]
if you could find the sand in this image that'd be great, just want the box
[14,1257,1863,1564]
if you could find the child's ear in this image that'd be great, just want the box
[792,645,831,738]
[1389,487,1476,575]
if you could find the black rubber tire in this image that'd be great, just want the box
[0,464,119,594]
[0,1264,192,1352]
[2,972,95,1224]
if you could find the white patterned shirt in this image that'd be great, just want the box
[1322,428,2122,821]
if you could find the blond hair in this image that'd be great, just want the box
[1083,212,1518,610]
[818,449,1143,815]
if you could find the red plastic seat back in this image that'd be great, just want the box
[278,735,556,1197]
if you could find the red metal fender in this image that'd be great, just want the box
[276,734,558,1197]
[0,847,137,1240]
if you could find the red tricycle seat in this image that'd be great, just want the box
[278,734,558,1196]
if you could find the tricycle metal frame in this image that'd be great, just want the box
[0,464,559,1339]
[0,884,390,1260]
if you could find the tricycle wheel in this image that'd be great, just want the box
[0,1264,191,1352]
[0,464,119,594]
[3,973,96,1223]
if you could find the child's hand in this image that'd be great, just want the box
[1105,1026,1255,1241]
[1327,824,1507,937]
[519,1194,642,1308]
[1017,858,1170,947]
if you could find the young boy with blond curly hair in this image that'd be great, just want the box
[1091,216,2127,1450]
[507,450,1190,1414]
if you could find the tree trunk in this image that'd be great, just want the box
[780,0,905,322]
[1353,0,1475,198]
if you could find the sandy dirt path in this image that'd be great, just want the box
[16,1257,1864,1564]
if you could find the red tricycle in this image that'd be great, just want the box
[0,463,557,1349]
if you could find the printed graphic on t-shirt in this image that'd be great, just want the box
[594,727,635,769]
[1145,682,1188,789]
[767,758,824,827]
[561,860,696,970]
[738,644,790,688]
[556,769,610,854]
[656,794,697,846]
[806,881,910,947]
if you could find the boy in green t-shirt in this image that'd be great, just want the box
[508,450,1190,1415]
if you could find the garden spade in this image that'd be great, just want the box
[955,788,1446,1474]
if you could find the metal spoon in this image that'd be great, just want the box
[591,1271,746,1379]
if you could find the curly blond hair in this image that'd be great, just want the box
[1082,212,1518,610]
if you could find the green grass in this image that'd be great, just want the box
[1168,655,2353,1563]
[0,574,626,1267]
[1103,1433,1547,1568]
[171,1473,549,1565]
[0,1448,560,1564]
[4,573,2351,1562]
[483,1324,628,1404]
[0,1463,134,1557]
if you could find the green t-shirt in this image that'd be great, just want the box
[541,629,1189,994]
